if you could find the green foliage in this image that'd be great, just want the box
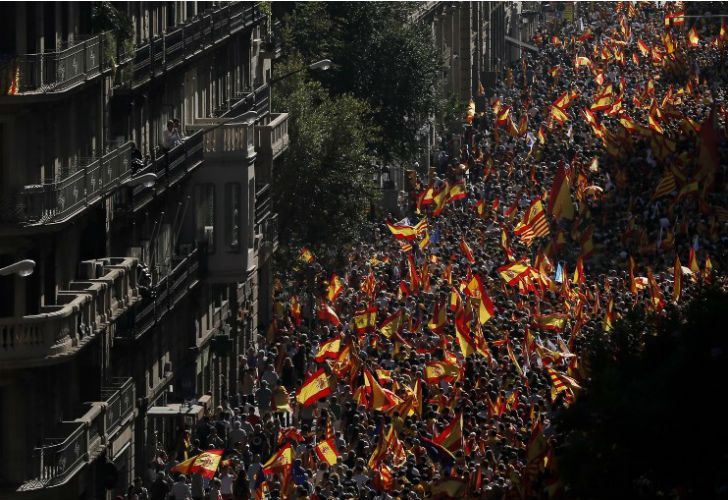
[554,287,728,498]
[273,58,379,249]
[278,2,441,163]
[90,2,133,40]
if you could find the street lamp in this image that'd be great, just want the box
[0,259,36,277]
[269,59,333,85]
[123,173,158,189]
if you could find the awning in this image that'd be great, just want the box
[505,35,539,52]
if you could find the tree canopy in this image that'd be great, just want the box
[273,58,378,249]
[554,286,728,498]
[278,2,442,163]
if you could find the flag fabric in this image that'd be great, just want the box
[425,361,460,384]
[548,162,575,220]
[514,197,550,245]
[535,313,567,331]
[463,274,496,324]
[688,26,700,47]
[572,256,585,284]
[673,256,682,303]
[448,180,467,202]
[386,222,417,241]
[689,247,700,274]
[379,310,404,338]
[652,171,677,199]
[368,426,407,469]
[498,260,534,286]
[353,306,377,334]
[314,439,339,466]
[314,337,341,362]
[363,369,401,412]
[327,273,343,302]
[300,247,315,264]
[317,302,341,326]
[460,237,476,264]
[296,368,332,407]
[262,443,294,474]
[434,413,464,452]
[290,296,302,326]
[170,449,224,479]
[420,435,457,469]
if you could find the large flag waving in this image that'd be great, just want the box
[296,368,332,407]
[263,443,294,474]
[514,197,550,245]
[548,162,574,220]
[171,449,224,479]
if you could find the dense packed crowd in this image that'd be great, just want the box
[129,3,727,499]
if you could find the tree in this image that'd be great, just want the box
[554,286,728,498]
[278,2,442,163]
[273,58,379,250]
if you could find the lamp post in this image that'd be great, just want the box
[0,259,36,277]
[268,59,333,85]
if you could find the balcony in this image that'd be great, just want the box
[117,247,201,341]
[19,377,135,491]
[1,33,110,96]
[11,142,133,226]
[131,3,264,88]
[256,112,290,161]
[0,257,138,369]
[130,131,204,212]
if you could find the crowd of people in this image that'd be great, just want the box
[130,3,727,499]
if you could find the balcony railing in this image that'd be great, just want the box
[16,142,132,226]
[131,131,204,211]
[22,377,135,490]
[118,247,200,340]
[256,112,290,161]
[1,33,108,95]
[0,258,138,367]
[131,3,263,88]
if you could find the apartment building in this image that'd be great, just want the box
[0,2,287,498]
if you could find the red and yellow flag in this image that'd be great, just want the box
[327,273,344,302]
[548,162,574,220]
[299,247,315,264]
[171,449,224,479]
[673,256,682,303]
[314,439,339,466]
[687,26,700,47]
[296,368,332,407]
[386,222,417,241]
[463,274,495,324]
[263,443,294,474]
[314,337,341,363]
[434,412,464,452]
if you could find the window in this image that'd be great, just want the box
[195,184,215,253]
[225,183,241,252]
[248,180,255,249]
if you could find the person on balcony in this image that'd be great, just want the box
[162,120,182,152]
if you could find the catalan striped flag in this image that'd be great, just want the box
[546,367,581,403]
[514,197,550,245]
[652,171,677,199]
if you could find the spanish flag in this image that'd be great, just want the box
[427,301,448,334]
[296,368,332,407]
[434,412,463,452]
[550,105,569,124]
[572,256,585,285]
[535,313,567,331]
[459,236,476,264]
[290,295,302,326]
[496,106,511,127]
[379,310,403,338]
[548,162,574,220]
[262,443,294,474]
[317,302,341,326]
[463,274,495,324]
[648,114,664,134]
[386,222,417,241]
[537,125,546,144]
[687,26,700,47]
[689,247,700,275]
[363,369,401,412]
[448,180,467,202]
[353,306,377,334]
[314,439,339,466]
[425,360,460,384]
[704,254,713,282]
[314,337,341,362]
[498,260,533,286]
[327,273,343,302]
[273,386,292,413]
[171,449,224,479]
[299,247,315,264]
[454,310,476,357]
[432,182,450,216]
